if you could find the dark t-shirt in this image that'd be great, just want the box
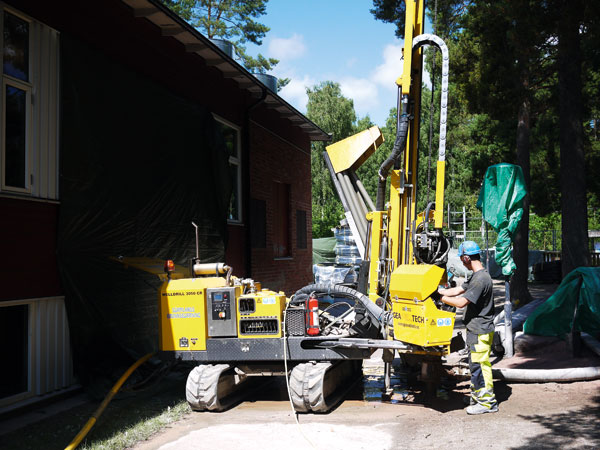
[461,269,494,334]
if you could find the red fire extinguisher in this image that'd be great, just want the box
[306,294,320,336]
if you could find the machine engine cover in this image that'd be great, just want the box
[389,265,455,348]
[159,277,228,351]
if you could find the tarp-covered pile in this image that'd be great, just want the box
[524,267,600,338]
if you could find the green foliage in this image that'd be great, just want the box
[276,77,290,92]
[306,82,358,238]
[160,0,278,73]
[372,0,600,237]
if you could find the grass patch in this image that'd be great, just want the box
[1,366,192,450]
[79,399,189,450]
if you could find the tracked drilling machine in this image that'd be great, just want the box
[322,0,455,387]
[158,0,455,413]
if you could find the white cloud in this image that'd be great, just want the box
[371,44,404,91]
[268,33,307,61]
[340,77,379,118]
[277,74,315,112]
[422,67,432,89]
[267,40,432,125]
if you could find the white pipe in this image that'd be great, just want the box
[492,333,600,382]
[504,280,513,357]
[493,366,600,382]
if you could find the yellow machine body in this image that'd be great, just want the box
[159,277,228,351]
[389,265,454,348]
[237,289,286,338]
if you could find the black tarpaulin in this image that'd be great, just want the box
[58,35,231,385]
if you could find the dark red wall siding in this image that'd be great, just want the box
[0,198,61,301]
[9,0,316,297]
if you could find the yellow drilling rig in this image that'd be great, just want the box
[158,0,456,413]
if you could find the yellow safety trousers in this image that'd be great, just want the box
[468,331,497,408]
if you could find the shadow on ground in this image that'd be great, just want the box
[510,394,600,449]
[0,366,190,450]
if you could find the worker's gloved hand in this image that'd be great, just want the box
[430,291,442,302]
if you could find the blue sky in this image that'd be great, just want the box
[246,0,432,126]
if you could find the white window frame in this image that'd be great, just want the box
[213,114,242,224]
[0,7,33,194]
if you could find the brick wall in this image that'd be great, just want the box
[249,122,313,295]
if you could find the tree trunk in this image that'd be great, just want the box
[558,0,590,276]
[511,94,532,304]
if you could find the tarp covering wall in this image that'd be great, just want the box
[58,36,231,384]
[523,267,600,338]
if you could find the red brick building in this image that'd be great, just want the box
[0,0,327,410]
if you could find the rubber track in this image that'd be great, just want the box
[186,364,240,411]
[289,360,362,413]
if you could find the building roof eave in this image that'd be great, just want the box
[120,0,331,142]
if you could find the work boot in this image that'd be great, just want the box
[466,402,498,415]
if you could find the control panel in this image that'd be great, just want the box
[206,287,238,337]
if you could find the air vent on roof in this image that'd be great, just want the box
[210,39,233,58]
[253,73,277,92]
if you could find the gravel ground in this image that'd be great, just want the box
[133,281,600,450]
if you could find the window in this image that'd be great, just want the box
[273,181,290,258]
[2,10,31,193]
[0,7,58,200]
[296,209,307,249]
[215,116,242,223]
[0,304,29,400]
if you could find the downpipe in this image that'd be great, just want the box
[504,277,514,357]
[243,86,268,277]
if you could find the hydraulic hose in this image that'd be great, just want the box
[294,284,392,328]
[376,94,409,211]
[375,34,449,213]
[411,33,449,163]
[64,352,155,450]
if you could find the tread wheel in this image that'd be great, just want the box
[186,364,231,411]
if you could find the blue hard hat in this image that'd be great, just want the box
[458,241,481,256]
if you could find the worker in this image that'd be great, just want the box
[438,241,498,414]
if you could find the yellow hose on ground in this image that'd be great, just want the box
[65,352,155,450]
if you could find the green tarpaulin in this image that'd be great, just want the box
[523,267,600,338]
[476,163,527,276]
[313,237,337,264]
